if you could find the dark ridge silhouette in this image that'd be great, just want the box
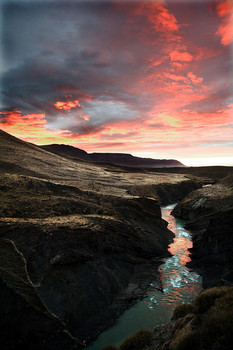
[40,143,185,168]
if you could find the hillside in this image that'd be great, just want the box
[40,143,184,168]
[0,129,201,349]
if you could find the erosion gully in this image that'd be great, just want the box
[85,204,203,349]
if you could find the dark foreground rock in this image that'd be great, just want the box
[171,175,233,288]
[0,238,80,350]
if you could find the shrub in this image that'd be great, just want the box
[102,346,118,350]
[172,303,194,320]
[119,329,153,350]
[194,286,231,314]
[173,330,200,350]
[200,288,233,346]
[172,286,233,350]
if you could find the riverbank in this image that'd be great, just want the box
[86,204,202,350]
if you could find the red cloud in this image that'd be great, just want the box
[0,109,71,144]
[134,0,179,33]
[216,0,232,16]
[187,72,203,85]
[169,50,193,62]
[80,114,90,121]
[164,73,189,83]
[0,109,46,127]
[54,100,81,111]
[216,0,233,45]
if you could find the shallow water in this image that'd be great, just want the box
[85,204,202,349]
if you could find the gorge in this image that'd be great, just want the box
[0,129,233,350]
[85,204,203,349]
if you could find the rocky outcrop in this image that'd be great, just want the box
[171,182,233,221]
[127,180,201,205]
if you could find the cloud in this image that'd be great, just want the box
[216,0,233,45]
[80,114,90,121]
[0,109,72,143]
[91,142,127,149]
[68,123,106,137]
[0,0,232,163]
[187,72,203,84]
[135,0,179,33]
[169,50,193,62]
[216,0,232,17]
[54,99,81,111]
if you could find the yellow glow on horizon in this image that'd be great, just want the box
[179,157,233,167]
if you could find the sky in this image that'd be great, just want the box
[0,0,233,166]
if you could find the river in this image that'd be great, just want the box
[85,204,202,349]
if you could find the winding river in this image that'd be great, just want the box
[86,204,203,349]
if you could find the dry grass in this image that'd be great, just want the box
[194,286,231,313]
[172,303,194,320]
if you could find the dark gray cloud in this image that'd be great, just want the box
[0,0,232,140]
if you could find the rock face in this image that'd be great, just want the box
[0,238,80,350]
[189,208,233,287]
[171,176,233,287]
[171,183,233,221]
[127,180,200,205]
[0,130,202,348]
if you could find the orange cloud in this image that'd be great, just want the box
[80,114,90,121]
[1,104,232,167]
[169,50,193,62]
[134,0,179,33]
[164,73,189,83]
[187,72,203,85]
[216,0,232,17]
[216,0,233,45]
[0,110,71,144]
[54,99,81,111]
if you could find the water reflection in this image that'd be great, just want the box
[85,204,202,350]
[147,204,202,309]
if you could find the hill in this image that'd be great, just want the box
[40,143,184,168]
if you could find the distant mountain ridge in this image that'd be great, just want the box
[40,144,185,168]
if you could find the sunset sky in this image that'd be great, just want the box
[0,0,233,166]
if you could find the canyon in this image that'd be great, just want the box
[0,129,233,349]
